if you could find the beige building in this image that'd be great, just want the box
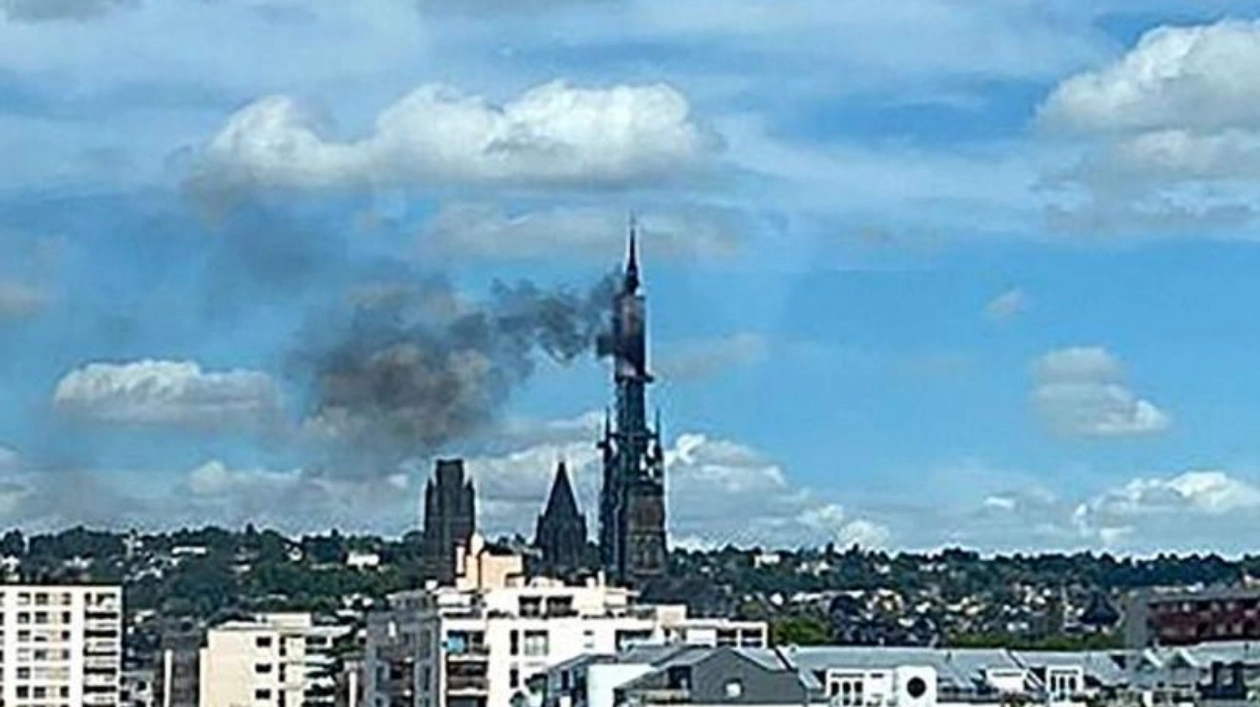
[0,584,123,707]
[363,534,766,707]
[198,613,350,707]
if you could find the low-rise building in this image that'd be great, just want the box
[198,612,352,707]
[540,645,822,707]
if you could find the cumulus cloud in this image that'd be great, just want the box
[0,454,417,534]
[894,464,1260,554]
[418,203,745,262]
[1041,21,1260,136]
[177,460,413,531]
[461,413,888,548]
[1030,347,1170,438]
[1,0,135,22]
[1041,20,1260,231]
[0,281,46,320]
[983,287,1028,322]
[53,359,283,429]
[656,333,768,381]
[192,81,715,192]
[1071,471,1260,551]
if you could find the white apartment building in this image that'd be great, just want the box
[0,584,123,707]
[198,612,350,707]
[363,534,767,707]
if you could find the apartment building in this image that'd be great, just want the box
[1124,586,1260,647]
[363,534,766,707]
[0,584,123,707]
[198,612,351,707]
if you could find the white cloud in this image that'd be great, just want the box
[0,280,46,320]
[53,359,282,429]
[194,81,714,192]
[1030,347,1170,438]
[1041,21,1260,135]
[418,203,744,261]
[1070,470,1260,551]
[1041,20,1260,231]
[1085,471,1260,517]
[175,460,412,531]
[983,287,1028,322]
[460,414,888,548]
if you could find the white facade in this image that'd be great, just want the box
[199,613,350,707]
[364,577,767,707]
[822,666,938,707]
[0,584,123,707]
[347,552,382,570]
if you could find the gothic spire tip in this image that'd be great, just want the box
[625,212,640,293]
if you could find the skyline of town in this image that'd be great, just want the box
[8,1,1260,556]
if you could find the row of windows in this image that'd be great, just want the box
[2,591,117,607]
[13,686,72,700]
[3,648,74,662]
[506,630,548,657]
[6,612,75,626]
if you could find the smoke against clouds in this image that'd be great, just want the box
[299,272,617,475]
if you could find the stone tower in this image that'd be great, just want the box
[598,224,668,586]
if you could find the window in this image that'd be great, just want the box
[520,597,542,618]
[725,680,744,698]
[255,636,273,648]
[255,688,272,700]
[830,676,865,706]
[255,663,273,674]
[523,630,548,657]
[907,677,928,699]
[510,668,520,688]
[509,629,519,656]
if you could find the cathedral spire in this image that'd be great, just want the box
[625,214,641,294]
[542,461,580,521]
[535,460,587,574]
[599,222,667,587]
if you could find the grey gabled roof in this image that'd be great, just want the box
[782,646,1026,692]
[615,646,820,701]
[1012,650,1129,687]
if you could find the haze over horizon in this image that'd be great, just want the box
[3,0,1260,555]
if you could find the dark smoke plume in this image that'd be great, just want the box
[300,272,617,475]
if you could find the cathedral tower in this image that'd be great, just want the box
[598,223,668,586]
[534,461,588,574]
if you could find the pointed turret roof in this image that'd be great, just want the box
[542,461,582,521]
[624,216,641,294]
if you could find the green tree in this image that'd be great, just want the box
[772,616,831,646]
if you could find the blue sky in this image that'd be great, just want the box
[4,0,1260,553]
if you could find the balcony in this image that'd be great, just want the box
[85,639,120,655]
[446,645,490,661]
[447,676,490,694]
